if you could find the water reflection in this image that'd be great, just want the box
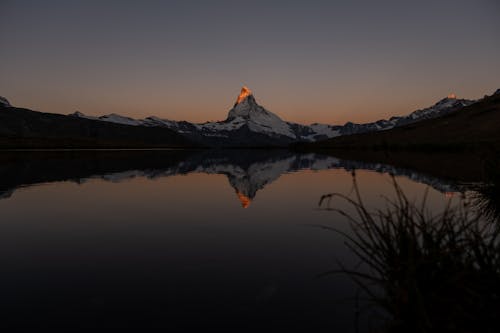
[0,149,466,206]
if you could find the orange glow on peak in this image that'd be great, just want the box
[236,191,252,208]
[236,86,253,104]
[447,93,457,99]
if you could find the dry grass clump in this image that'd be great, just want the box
[319,173,500,332]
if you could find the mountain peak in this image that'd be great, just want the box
[0,96,11,107]
[226,87,296,138]
[435,94,465,106]
[236,86,253,104]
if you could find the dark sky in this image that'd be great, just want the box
[1,0,499,124]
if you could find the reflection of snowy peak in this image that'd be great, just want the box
[80,151,461,208]
[225,155,297,203]
[0,150,463,206]
[69,88,478,146]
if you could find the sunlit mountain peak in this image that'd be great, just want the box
[236,86,253,104]
[448,93,457,99]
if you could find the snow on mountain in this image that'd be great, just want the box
[404,95,473,122]
[295,94,474,140]
[97,113,143,126]
[198,119,246,132]
[225,86,296,138]
[69,111,98,120]
[298,123,341,141]
[0,96,11,107]
[67,88,477,145]
[323,93,476,138]
[309,123,341,137]
[69,87,301,143]
[70,111,143,126]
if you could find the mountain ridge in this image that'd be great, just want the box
[2,87,496,148]
[298,90,500,151]
[68,87,479,146]
[0,104,195,149]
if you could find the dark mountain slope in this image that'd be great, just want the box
[300,92,500,151]
[0,104,196,148]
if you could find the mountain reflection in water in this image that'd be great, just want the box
[0,149,465,205]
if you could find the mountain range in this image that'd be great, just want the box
[0,99,192,149]
[69,86,476,146]
[0,86,496,148]
[302,88,500,151]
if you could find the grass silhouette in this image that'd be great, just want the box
[318,172,500,332]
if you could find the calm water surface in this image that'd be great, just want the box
[0,150,466,330]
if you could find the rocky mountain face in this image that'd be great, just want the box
[69,87,478,146]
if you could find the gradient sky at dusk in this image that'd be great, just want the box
[1,0,499,124]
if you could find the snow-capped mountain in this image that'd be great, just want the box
[390,93,474,125]
[71,86,309,146]
[69,87,477,146]
[225,86,296,138]
[306,93,475,139]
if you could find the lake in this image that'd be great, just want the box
[0,150,484,330]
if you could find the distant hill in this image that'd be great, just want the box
[298,90,500,152]
[0,102,196,149]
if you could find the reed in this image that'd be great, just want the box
[319,172,500,332]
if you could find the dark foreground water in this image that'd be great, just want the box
[0,150,483,330]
